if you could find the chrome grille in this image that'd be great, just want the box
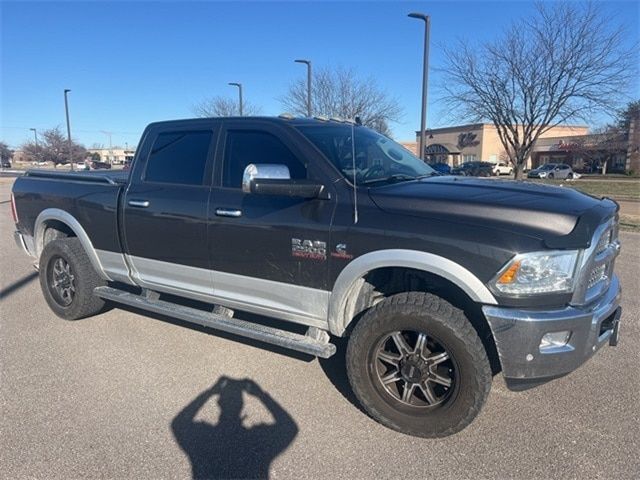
[587,264,607,288]
[595,229,612,255]
[573,218,620,305]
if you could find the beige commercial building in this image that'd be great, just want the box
[417,123,588,169]
[88,147,135,164]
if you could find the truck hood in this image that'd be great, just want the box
[368,176,618,247]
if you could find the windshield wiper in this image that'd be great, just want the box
[360,174,418,186]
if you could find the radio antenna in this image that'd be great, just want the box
[351,121,359,224]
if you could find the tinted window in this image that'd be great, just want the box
[145,131,212,185]
[223,130,306,188]
[297,125,435,185]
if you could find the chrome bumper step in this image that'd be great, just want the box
[93,286,336,358]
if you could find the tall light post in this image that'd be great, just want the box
[30,128,39,162]
[228,82,243,116]
[100,131,114,165]
[64,89,74,170]
[408,12,431,160]
[101,131,113,149]
[294,59,312,116]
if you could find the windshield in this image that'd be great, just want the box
[540,164,556,170]
[296,125,436,185]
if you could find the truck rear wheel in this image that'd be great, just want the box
[346,292,491,437]
[39,238,106,320]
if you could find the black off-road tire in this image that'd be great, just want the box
[346,292,492,438]
[39,238,106,320]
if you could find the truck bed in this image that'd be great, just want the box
[12,169,126,255]
[22,168,129,185]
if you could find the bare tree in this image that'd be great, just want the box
[281,66,402,137]
[0,142,13,162]
[193,95,261,117]
[22,127,86,166]
[441,1,636,178]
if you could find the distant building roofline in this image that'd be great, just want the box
[416,122,590,134]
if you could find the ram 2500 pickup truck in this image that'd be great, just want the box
[12,117,622,437]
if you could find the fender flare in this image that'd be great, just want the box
[327,249,497,336]
[34,208,111,281]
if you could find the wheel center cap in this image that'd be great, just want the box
[400,361,423,383]
[57,273,70,288]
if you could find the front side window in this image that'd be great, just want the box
[297,125,435,186]
[223,130,307,188]
[145,131,212,185]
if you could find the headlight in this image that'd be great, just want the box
[490,250,580,295]
[538,171,547,178]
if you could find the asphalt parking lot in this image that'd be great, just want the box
[1,178,638,479]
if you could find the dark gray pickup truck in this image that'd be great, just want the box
[11,117,622,437]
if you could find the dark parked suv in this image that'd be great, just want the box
[90,160,112,170]
[451,161,494,177]
[427,162,451,174]
[11,116,622,438]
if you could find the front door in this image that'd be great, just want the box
[123,125,218,297]
[208,120,337,325]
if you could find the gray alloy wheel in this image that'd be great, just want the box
[346,292,492,437]
[47,256,76,307]
[39,238,107,320]
[373,330,457,408]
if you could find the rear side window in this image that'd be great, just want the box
[145,131,213,185]
[223,130,306,188]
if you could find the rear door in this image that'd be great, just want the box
[122,123,218,297]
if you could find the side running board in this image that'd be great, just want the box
[93,286,336,358]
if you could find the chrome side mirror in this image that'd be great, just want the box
[242,164,291,193]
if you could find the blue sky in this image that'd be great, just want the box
[1,0,638,149]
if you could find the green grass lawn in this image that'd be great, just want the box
[532,179,640,200]
[619,214,640,233]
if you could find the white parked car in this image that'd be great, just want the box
[492,162,513,176]
[527,163,577,179]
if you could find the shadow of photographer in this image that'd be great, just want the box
[171,376,298,479]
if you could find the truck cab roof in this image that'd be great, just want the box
[145,115,358,131]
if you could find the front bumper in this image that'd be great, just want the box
[482,275,621,390]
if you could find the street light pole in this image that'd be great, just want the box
[228,82,243,116]
[64,89,74,171]
[408,12,431,161]
[30,128,39,162]
[294,59,312,116]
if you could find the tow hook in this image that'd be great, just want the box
[609,307,622,346]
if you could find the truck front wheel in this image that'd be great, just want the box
[39,238,106,320]
[346,292,491,437]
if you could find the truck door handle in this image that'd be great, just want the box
[215,208,242,218]
[128,199,150,208]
